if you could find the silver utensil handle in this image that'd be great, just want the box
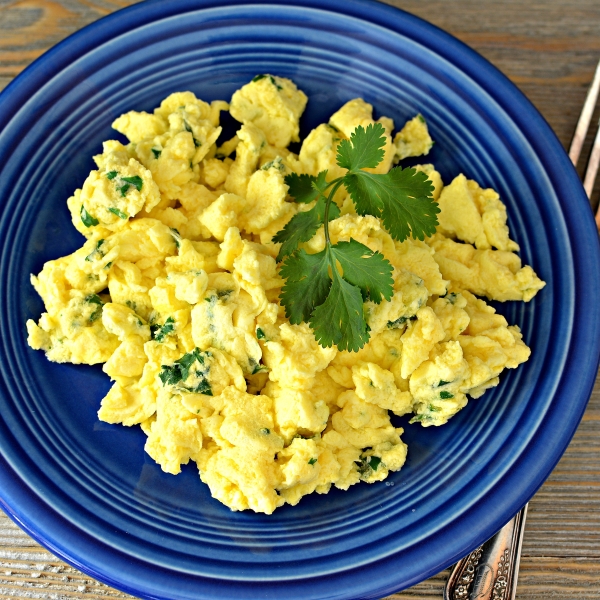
[444,504,528,600]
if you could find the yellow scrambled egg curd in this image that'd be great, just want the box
[26,76,545,514]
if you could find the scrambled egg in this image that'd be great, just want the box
[26,75,545,514]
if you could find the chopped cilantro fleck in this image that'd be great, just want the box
[85,294,103,323]
[387,315,410,329]
[184,122,202,147]
[308,457,318,466]
[261,157,284,172]
[249,356,268,375]
[192,378,213,395]
[121,175,143,191]
[251,363,269,375]
[152,316,175,342]
[260,428,270,435]
[356,455,382,476]
[118,183,130,197]
[80,205,98,227]
[151,148,162,159]
[159,348,213,396]
[369,456,381,471]
[251,74,282,90]
[256,327,266,340]
[437,380,451,387]
[409,414,431,424]
[170,228,182,249]
[108,207,128,220]
[106,171,118,180]
[440,391,454,399]
[85,239,104,262]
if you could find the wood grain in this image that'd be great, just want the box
[1,0,599,598]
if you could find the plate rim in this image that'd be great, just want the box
[1,0,599,598]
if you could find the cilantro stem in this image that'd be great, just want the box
[322,179,345,246]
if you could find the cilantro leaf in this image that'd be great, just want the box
[332,240,393,303]
[273,196,340,261]
[344,166,438,241]
[279,248,332,325]
[336,123,386,171]
[278,238,393,352]
[284,171,329,204]
[310,260,370,352]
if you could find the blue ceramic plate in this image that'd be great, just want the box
[0,1,599,598]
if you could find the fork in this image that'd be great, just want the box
[443,57,600,600]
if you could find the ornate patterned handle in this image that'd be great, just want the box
[444,505,528,600]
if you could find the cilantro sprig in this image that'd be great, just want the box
[275,122,438,352]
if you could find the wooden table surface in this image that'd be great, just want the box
[1,0,599,598]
